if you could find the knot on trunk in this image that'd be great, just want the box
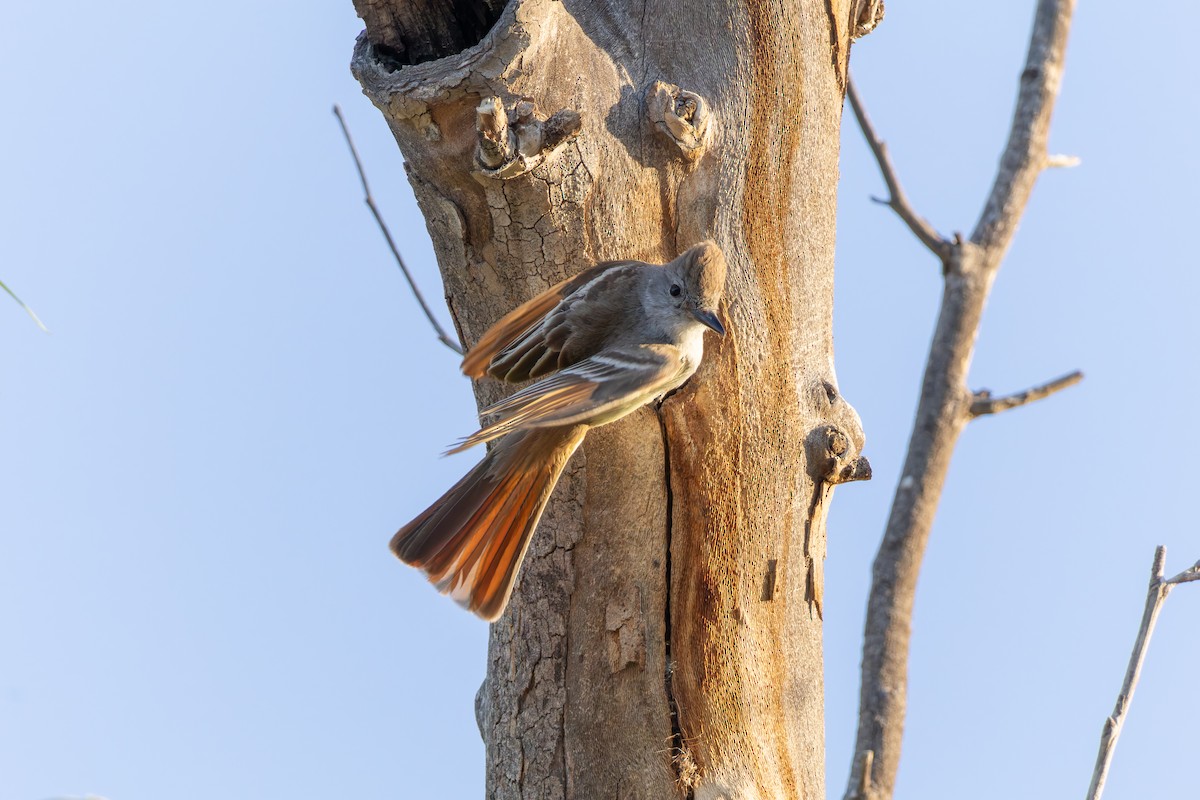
[805,381,871,485]
[646,81,714,162]
[806,425,872,485]
[475,96,583,179]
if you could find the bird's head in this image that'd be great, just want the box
[665,240,727,336]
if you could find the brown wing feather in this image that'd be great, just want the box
[446,345,685,454]
[488,264,645,382]
[445,381,596,455]
[460,261,631,379]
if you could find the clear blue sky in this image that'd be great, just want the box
[1,2,1196,799]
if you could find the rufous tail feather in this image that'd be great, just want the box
[391,426,587,621]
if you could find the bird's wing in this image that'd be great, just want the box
[447,344,687,453]
[460,260,639,381]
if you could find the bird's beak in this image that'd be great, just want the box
[691,307,726,336]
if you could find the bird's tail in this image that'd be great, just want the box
[391,426,587,621]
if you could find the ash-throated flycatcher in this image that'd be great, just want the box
[392,241,727,621]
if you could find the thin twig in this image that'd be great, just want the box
[1046,153,1081,168]
[845,75,948,259]
[1086,546,1199,800]
[969,369,1083,417]
[0,277,49,332]
[332,104,463,355]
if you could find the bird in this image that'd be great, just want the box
[392,241,728,621]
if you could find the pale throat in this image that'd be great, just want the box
[676,320,706,368]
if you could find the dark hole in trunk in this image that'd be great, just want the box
[354,0,509,68]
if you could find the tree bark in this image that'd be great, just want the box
[352,1,872,796]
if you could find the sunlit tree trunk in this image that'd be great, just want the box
[352,1,873,796]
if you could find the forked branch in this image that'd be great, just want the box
[1086,547,1200,800]
[845,76,947,259]
[844,2,1078,799]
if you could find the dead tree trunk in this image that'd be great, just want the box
[352,1,874,796]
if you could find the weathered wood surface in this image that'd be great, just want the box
[352,1,870,796]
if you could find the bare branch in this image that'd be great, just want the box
[846,75,948,259]
[968,369,1082,418]
[844,3,1077,799]
[1086,546,1200,800]
[1164,559,1200,586]
[332,105,463,356]
[970,0,1076,253]
[0,277,49,332]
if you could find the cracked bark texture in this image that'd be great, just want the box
[352,1,868,796]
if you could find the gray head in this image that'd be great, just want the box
[655,240,727,336]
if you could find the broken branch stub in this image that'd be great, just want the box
[806,380,872,487]
[805,424,872,486]
[475,97,513,169]
[852,0,885,39]
[474,95,582,179]
[646,81,714,162]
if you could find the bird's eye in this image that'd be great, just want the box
[669,284,682,297]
